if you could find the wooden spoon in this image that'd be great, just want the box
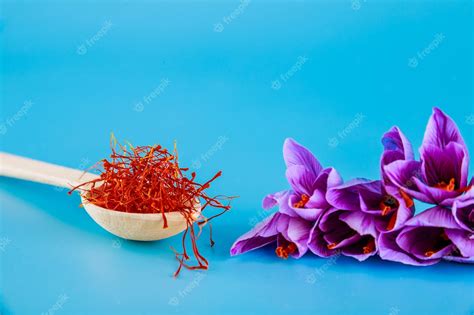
[0,152,201,241]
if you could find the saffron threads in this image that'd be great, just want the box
[69,138,233,276]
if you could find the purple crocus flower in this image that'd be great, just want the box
[385,108,472,206]
[378,206,473,265]
[326,179,414,233]
[380,126,414,185]
[231,138,340,259]
[380,127,415,205]
[263,138,342,222]
[307,125,416,261]
[308,207,378,261]
[230,212,312,259]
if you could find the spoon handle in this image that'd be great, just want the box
[0,152,98,189]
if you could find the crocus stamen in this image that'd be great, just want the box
[362,239,375,254]
[293,194,310,208]
[327,243,337,250]
[434,178,456,192]
[379,195,399,216]
[275,242,297,259]
[275,246,288,259]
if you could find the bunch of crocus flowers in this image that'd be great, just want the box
[231,108,473,265]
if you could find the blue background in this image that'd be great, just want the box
[1,1,473,314]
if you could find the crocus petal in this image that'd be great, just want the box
[397,226,454,260]
[262,190,298,218]
[281,216,312,258]
[339,211,378,237]
[421,107,466,150]
[276,213,291,232]
[378,230,440,266]
[341,235,377,261]
[305,189,327,210]
[452,196,474,233]
[384,126,414,159]
[324,234,361,249]
[308,208,349,257]
[308,223,338,257]
[283,138,323,176]
[444,255,474,263]
[384,160,427,200]
[326,178,374,211]
[420,142,468,193]
[381,126,414,169]
[262,190,291,209]
[285,165,317,196]
[405,206,461,230]
[327,179,384,213]
[305,167,343,210]
[357,181,386,214]
[411,177,459,205]
[445,229,474,258]
[309,208,376,261]
[230,213,282,256]
[288,194,325,221]
[325,167,344,188]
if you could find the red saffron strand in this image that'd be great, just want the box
[69,138,234,276]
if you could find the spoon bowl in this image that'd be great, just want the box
[81,194,201,241]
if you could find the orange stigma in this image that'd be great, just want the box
[434,178,456,192]
[363,239,376,254]
[386,212,398,231]
[399,189,414,208]
[327,243,338,250]
[424,251,435,257]
[293,194,310,208]
[381,205,391,216]
[275,242,297,259]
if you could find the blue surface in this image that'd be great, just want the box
[1,1,473,314]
